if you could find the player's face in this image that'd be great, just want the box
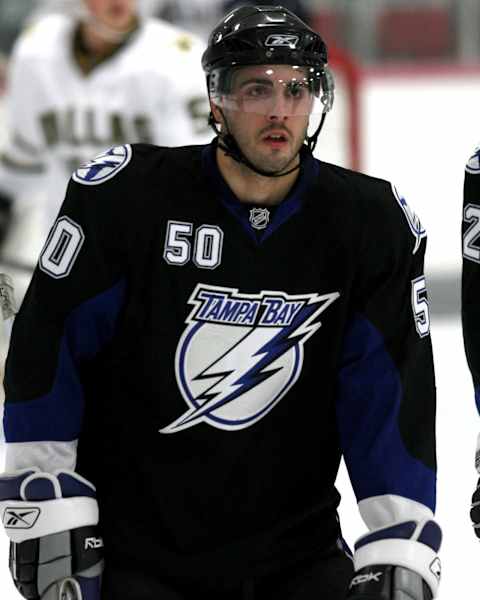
[84,0,136,31]
[217,65,312,174]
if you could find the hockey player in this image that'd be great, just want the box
[0,5,441,599]
[462,145,480,539]
[0,0,211,277]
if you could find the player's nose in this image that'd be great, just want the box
[266,91,290,121]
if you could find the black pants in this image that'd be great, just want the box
[103,547,354,600]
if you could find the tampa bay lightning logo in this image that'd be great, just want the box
[391,184,426,255]
[72,145,132,185]
[161,284,339,434]
[466,145,480,174]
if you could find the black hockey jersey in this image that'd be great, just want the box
[3,141,437,585]
[462,146,480,413]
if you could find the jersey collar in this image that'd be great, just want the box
[202,139,319,244]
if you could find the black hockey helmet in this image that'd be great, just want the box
[201,5,334,177]
[202,5,327,74]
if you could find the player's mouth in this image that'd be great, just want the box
[262,132,290,149]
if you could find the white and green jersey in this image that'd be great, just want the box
[0,13,211,249]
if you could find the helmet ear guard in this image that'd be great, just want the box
[320,66,335,114]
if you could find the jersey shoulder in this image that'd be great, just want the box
[319,161,426,255]
[10,13,72,63]
[64,144,170,243]
[466,144,480,175]
[143,18,206,56]
[320,161,397,214]
[65,143,206,245]
[70,143,167,188]
[70,143,204,191]
[124,18,205,70]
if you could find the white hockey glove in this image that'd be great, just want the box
[0,469,103,600]
[346,519,442,600]
[470,435,480,539]
[471,481,480,539]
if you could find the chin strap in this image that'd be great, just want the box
[218,138,302,178]
[208,105,328,179]
[209,113,301,179]
[306,112,327,154]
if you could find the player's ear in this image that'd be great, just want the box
[210,101,223,128]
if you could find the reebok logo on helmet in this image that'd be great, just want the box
[265,34,299,48]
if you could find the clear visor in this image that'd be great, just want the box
[210,64,333,117]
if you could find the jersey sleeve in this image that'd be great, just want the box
[2,145,136,475]
[462,145,480,419]
[336,180,437,531]
[0,34,48,198]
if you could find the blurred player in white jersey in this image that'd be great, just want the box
[0,0,211,293]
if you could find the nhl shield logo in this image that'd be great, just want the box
[249,208,270,230]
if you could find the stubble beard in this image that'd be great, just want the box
[230,122,307,175]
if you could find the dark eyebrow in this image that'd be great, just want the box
[238,78,274,89]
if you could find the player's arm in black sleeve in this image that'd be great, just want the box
[0,145,136,599]
[336,181,441,599]
[461,145,480,539]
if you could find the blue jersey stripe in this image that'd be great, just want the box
[4,279,126,443]
[475,386,480,415]
[336,314,436,511]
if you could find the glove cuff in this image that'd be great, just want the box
[354,539,440,597]
[1,496,99,543]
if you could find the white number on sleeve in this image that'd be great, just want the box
[463,204,480,263]
[39,217,85,279]
[411,276,430,338]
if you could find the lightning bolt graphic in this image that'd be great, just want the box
[161,291,339,433]
[84,163,119,179]
[84,155,125,180]
[192,328,284,404]
[75,146,129,182]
